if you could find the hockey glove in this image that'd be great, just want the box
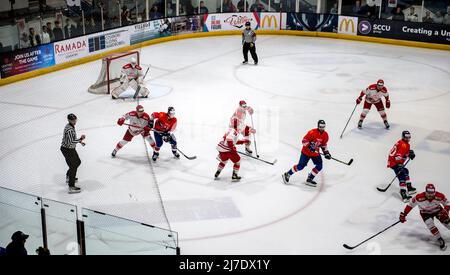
[323,150,331,160]
[148,120,154,129]
[117,118,125,126]
[308,142,316,153]
[143,126,151,134]
[356,97,362,105]
[399,212,407,223]
[385,99,391,109]
[162,135,170,142]
[408,150,415,160]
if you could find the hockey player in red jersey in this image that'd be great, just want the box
[229,100,256,154]
[215,127,246,181]
[148,107,179,161]
[399,183,450,250]
[282,120,331,187]
[387,130,416,202]
[111,57,149,99]
[356,79,390,129]
[111,105,154,157]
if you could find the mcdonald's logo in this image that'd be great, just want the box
[338,16,358,35]
[261,15,278,29]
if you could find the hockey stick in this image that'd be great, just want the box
[377,159,410,192]
[343,221,401,250]
[319,152,353,166]
[340,103,358,139]
[133,67,150,100]
[177,148,197,160]
[250,114,259,158]
[237,151,277,165]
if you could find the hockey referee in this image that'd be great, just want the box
[61,114,85,194]
[242,21,258,65]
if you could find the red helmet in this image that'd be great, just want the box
[136,105,144,112]
[377,79,384,86]
[239,100,247,107]
[425,183,435,195]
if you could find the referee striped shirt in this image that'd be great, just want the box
[61,123,80,149]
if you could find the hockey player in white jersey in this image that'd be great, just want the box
[111,57,150,99]
[229,100,256,154]
[111,105,155,157]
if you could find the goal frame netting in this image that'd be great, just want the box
[88,51,140,95]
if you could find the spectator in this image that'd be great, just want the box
[166,2,175,16]
[64,18,75,38]
[433,11,444,24]
[41,26,51,44]
[121,7,132,26]
[237,0,249,12]
[352,0,362,15]
[36,246,51,256]
[392,6,404,21]
[28,27,41,47]
[53,21,64,41]
[19,32,30,48]
[422,11,433,23]
[330,2,338,14]
[445,9,450,25]
[5,231,28,256]
[222,0,237,12]
[74,20,83,36]
[250,0,264,12]
[150,5,162,19]
[405,7,419,22]
[46,22,55,42]
[85,18,97,34]
[199,1,208,14]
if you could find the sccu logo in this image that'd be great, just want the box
[373,24,391,31]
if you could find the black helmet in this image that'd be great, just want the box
[318,119,326,129]
[402,130,411,140]
[67,113,77,121]
[245,21,251,26]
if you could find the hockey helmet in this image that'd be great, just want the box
[130,57,137,65]
[317,119,326,130]
[136,105,144,112]
[168,106,175,117]
[402,130,411,142]
[67,113,77,121]
[425,183,436,198]
[239,100,247,108]
[377,79,384,87]
[245,21,251,27]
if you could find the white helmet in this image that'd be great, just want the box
[130,57,137,65]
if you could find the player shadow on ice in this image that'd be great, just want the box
[348,121,398,140]
[52,174,105,193]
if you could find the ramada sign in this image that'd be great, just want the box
[55,40,87,54]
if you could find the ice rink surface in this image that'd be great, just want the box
[0,35,449,254]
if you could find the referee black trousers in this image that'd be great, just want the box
[243,42,258,63]
[60,147,81,187]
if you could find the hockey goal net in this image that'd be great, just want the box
[88,51,140,94]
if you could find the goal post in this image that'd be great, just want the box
[88,51,140,95]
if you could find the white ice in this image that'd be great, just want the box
[0,35,449,255]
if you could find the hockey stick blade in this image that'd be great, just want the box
[238,151,277,165]
[343,244,355,250]
[347,158,354,165]
[376,186,389,192]
[177,149,196,160]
